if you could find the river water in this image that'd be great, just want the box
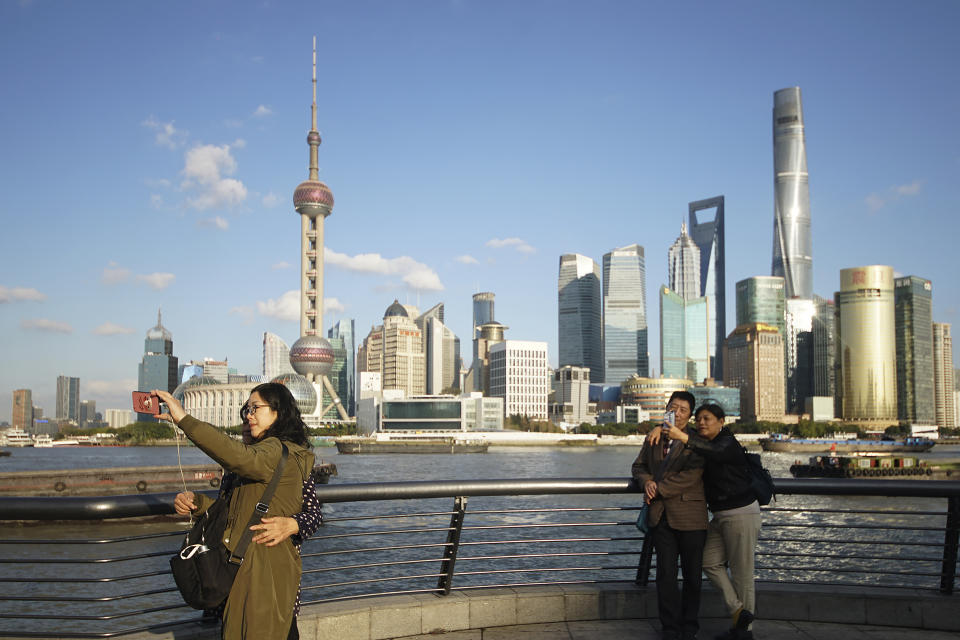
[1,443,957,636]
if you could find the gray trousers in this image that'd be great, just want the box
[702,511,762,619]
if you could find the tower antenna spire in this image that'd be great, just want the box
[309,36,319,181]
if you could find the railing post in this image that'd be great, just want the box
[635,532,654,586]
[436,495,468,595]
[941,495,959,594]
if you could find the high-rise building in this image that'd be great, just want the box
[549,365,594,426]
[723,323,785,422]
[835,266,897,423]
[489,340,549,420]
[895,277,935,424]
[784,297,816,413]
[660,286,710,383]
[319,336,348,420]
[263,332,296,379]
[105,409,133,429]
[56,375,80,423]
[328,319,356,416]
[812,295,836,401]
[359,300,426,397]
[736,276,785,339]
[12,389,32,432]
[202,358,229,383]
[415,303,461,394]
[620,375,693,424]
[602,244,648,385]
[286,39,346,420]
[689,196,726,379]
[473,321,507,395]
[933,323,956,429]
[136,310,178,421]
[771,86,813,300]
[558,253,603,382]
[79,400,96,428]
[472,292,495,338]
[668,223,700,301]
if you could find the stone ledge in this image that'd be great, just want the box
[90,583,959,640]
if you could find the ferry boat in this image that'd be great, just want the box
[32,434,53,447]
[790,454,959,479]
[759,433,934,453]
[336,434,488,454]
[1,429,34,447]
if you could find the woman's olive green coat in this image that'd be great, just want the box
[181,415,314,640]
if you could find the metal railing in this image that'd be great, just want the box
[0,477,957,638]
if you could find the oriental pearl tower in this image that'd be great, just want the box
[285,38,348,421]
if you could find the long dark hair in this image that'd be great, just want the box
[248,382,311,448]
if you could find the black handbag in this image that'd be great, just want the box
[170,444,289,609]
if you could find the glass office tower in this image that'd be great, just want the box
[894,277,934,424]
[660,286,710,383]
[602,244,648,385]
[328,318,356,416]
[136,310,178,422]
[689,196,726,380]
[772,87,813,300]
[736,276,785,340]
[558,254,603,382]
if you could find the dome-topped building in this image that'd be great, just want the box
[384,299,409,318]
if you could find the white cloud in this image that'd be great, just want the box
[262,192,281,208]
[253,105,273,117]
[324,298,346,314]
[272,261,292,270]
[0,286,46,303]
[229,306,254,324]
[865,193,886,212]
[21,318,73,333]
[144,178,172,188]
[150,194,164,209]
[181,143,248,210]
[198,216,230,230]
[486,237,536,254]
[455,254,479,265]
[102,262,132,285]
[896,180,922,196]
[223,118,244,128]
[142,116,186,149]
[256,290,300,322]
[232,138,247,149]
[137,273,176,290]
[93,322,135,336]
[325,248,444,291]
[85,378,139,407]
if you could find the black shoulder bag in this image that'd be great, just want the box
[170,443,289,609]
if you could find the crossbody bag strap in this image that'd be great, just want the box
[228,443,289,565]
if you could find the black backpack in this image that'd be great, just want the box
[744,448,775,506]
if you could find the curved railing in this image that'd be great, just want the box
[0,478,957,638]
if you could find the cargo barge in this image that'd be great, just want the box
[335,436,488,454]
[0,462,337,497]
[760,434,934,453]
[790,455,959,479]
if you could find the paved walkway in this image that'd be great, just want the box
[397,618,960,639]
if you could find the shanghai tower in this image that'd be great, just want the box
[771,87,812,300]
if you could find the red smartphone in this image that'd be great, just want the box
[132,391,161,415]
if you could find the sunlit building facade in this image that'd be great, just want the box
[723,323,785,422]
[620,375,693,424]
[12,389,32,432]
[489,340,549,420]
[602,244,648,385]
[263,332,296,380]
[736,276,785,339]
[835,266,897,423]
[660,286,710,384]
[933,323,956,429]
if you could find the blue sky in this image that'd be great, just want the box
[2,1,958,420]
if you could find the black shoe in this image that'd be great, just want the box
[736,610,754,630]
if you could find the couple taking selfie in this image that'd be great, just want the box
[633,391,761,640]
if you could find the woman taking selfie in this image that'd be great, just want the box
[156,383,314,640]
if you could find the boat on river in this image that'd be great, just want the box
[760,433,934,453]
[790,454,960,479]
[336,434,488,454]
[0,461,337,496]
[1,429,34,447]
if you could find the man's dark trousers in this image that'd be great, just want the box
[652,520,707,639]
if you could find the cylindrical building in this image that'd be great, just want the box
[835,265,897,423]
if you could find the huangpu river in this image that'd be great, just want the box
[1,442,957,636]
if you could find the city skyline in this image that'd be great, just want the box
[2,2,959,420]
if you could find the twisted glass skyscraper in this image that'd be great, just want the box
[602,244,648,385]
[772,87,813,300]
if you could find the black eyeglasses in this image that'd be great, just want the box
[240,403,271,419]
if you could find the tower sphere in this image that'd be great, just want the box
[293,180,334,218]
[289,335,335,377]
[270,372,318,416]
